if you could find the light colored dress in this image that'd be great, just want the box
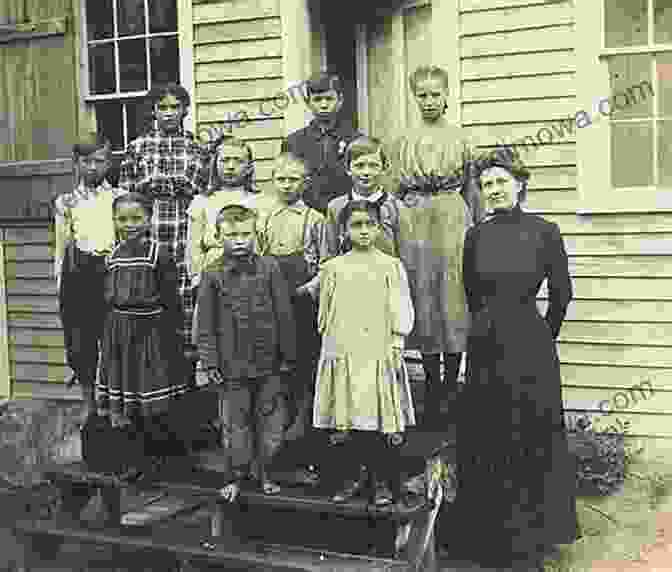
[313,249,416,434]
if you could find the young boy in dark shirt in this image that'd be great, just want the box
[281,72,360,214]
[197,199,296,495]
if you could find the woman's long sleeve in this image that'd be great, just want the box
[196,272,219,369]
[390,262,415,347]
[324,204,340,258]
[462,227,482,315]
[544,222,573,339]
[53,198,72,288]
[317,267,333,335]
[118,144,138,192]
[187,202,206,283]
[157,252,183,341]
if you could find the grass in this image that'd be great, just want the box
[542,447,672,572]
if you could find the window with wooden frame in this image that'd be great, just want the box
[81,0,183,155]
[576,0,672,211]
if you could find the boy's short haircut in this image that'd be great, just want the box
[72,135,111,160]
[272,152,308,177]
[344,136,389,170]
[215,204,258,229]
[339,199,382,229]
[305,72,344,98]
[408,65,450,93]
[113,191,154,217]
[147,82,191,108]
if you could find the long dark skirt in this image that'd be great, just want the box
[58,245,108,388]
[98,309,186,419]
[443,302,579,566]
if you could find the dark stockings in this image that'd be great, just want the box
[421,352,462,426]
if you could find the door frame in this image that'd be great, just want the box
[353,0,461,134]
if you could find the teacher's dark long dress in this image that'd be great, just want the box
[446,205,579,567]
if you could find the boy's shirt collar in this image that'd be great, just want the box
[272,198,307,214]
[351,188,385,203]
[220,252,258,274]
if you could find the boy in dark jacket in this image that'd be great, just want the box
[197,198,296,495]
[281,72,360,214]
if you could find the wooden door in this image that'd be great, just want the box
[359,0,433,142]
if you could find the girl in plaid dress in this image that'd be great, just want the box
[119,83,210,377]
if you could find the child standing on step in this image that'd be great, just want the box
[197,200,296,495]
[54,136,127,419]
[313,200,415,506]
[97,192,187,464]
[258,151,326,484]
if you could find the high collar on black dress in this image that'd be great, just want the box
[486,203,524,221]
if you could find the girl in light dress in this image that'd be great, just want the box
[313,199,415,506]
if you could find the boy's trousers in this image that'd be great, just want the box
[58,245,108,389]
[214,375,288,476]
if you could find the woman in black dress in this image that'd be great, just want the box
[444,146,579,570]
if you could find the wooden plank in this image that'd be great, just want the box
[2,226,52,244]
[540,278,672,302]
[568,256,672,278]
[198,101,283,123]
[462,97,577,124]
[524,189,580,211]
[589,412,672,439]
[196,117,285,141]
[194,18,281,45]
[3,244,52,261]
[462,73,576,102]
[247,139,282,161]
[7,278,57,296]
[461,0,565,11]
[462,50,575,80]
[195,78,284,103]
[561,364,672,391]
[195,38,282,63]
[464,121,577,144]
[527,165,576,190]
[8,312,62,329]
[557,342,672,368]
[11,362,72,383]
[0,243,10,397]
[562,234,672,256]
[10,328,64,347]
[538,299,672,322]
[545,213,672,235]
[460,2,573,36]
[477,142,575,167]
[11,346,67,365]
[7,295,58,313]
[4,261,52,279]
[195,59,283,83]
[460,25,575,58]
[0,159,70,178]
[193,0,279,23]
[11,381,80,400]
[559,322,672,346]
[562,386,669,416]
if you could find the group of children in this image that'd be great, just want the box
[55,67,483,507]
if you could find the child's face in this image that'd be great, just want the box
[77,148,110,187]
[217,218,256,257]
[413,77,448,123]
[216,144,250,187]
[155,94,185,134]
[348,152,385,196]
[114,202,150,241]
[306,89,343,119]
[346,210,380,250]
[273,160,306,205]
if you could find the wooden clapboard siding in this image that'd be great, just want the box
[192,0,283,194]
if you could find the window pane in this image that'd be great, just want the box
[95,101,124,151]
[605,0,648,48]
[149,0,177,33]
[150,36,179,86]
[658,120,672,186]
[117,0,145,37]
[654,0,672,44]
[611,121,654,187]
[89,44,116,95]
[86,0,113,40]
[657,53,672,116]
[126,99,153,141]
[608,55,653,119]
[119,39,147,92]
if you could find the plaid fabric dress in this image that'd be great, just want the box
[119,129,210,345]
